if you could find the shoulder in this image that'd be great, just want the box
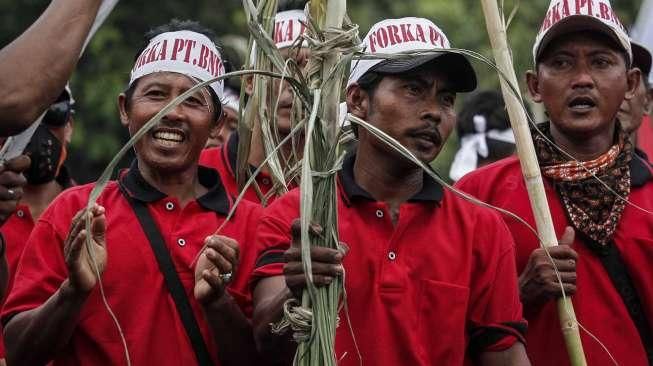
[39,181,120,225]
[199,147,221,167]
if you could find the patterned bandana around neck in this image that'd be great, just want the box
[533,122,632,246]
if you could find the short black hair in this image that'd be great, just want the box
[457,90,513,136]
[125,19,223,121]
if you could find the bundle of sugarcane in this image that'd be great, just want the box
[479,0,587,364]
[271,0,359,364]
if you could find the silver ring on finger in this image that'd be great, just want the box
[219,271,233,283]
[7,189,14,197]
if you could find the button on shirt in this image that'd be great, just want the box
[0,204,35,293]
[250,153,526,365]
[2,163,263,366]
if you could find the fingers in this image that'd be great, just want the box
[90,206,107,246]
[65,227,88,265]
[204,235,239,271]
[283,246,343,265]
[2,155,31,173]
[290,219,323,248]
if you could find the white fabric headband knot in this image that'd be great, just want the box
[130,30,225,99]
[449,115,515,181]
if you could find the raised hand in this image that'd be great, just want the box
[0,155,30,225]
[283,220,346,299]
[519,226,578,308]
[194,235,239,306]
[63,204,107,294]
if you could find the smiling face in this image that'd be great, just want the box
[119,72,221,174]
[527,32,639,141]
[348,61,457,164]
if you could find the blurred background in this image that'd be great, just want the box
[0,0,645,183]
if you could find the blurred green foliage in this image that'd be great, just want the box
[0,0,643,182]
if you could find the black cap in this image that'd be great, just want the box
[370,52,477,93]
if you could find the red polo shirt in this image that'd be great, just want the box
[456,154,653,366]
[250,153,526,365]
[0,166,74,293]
[200,133,278,206]
[1,163,262,365]
[0,204,34,293]
[639,115,653,159]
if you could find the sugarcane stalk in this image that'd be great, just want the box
[295,0,347,365]
[479,1,587,365]
[238,0,289,203]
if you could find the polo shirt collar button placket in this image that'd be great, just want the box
[119,161,233,254]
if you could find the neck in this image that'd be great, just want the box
[247,123,303,173]
[550,122,616,161]
[22,181,64,220]
[137,161,205,207]
[353,145,423,205]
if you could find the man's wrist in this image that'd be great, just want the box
[59,279,92,303]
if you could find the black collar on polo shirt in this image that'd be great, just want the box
[338,152,444,204]
[226,131,239,173]
[120,160,231,215]
[632,148,653,188]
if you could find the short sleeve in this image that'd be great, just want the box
[1,217,68,324]
[467,210,527,354]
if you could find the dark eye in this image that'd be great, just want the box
[184,95,206,107]
[440,93,455,107]
[550,56,572,69]
[145,89,165,98]
[592,57,612,69]
[405,83,422,95]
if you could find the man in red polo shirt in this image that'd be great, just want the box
[1,21,261,366]
[457,1,653,365]
[200,6,309,206]
[250,17,529,366]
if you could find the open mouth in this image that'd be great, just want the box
[152,128,185,148]
[568,96,596,112]
[411,129,441,147]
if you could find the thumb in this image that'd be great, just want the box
[4,155,31,173]
[559,226,575,246]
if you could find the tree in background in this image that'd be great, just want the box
[0,0,642,182]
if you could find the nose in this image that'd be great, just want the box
[163,102,186,123]
[570,62,595,90]
[422,93,443,126]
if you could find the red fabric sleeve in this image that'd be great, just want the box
[249,193,300,287]
[467,209,527,354]
[1,216,68,324]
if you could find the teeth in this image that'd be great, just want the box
[154,131,183,142]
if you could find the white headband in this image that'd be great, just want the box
[449,115,515,181]
[130,30,225,99]
[249,10,308,66]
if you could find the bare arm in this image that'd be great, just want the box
[252,220,344,363]
[252,276,296,364]
[4,205,107,365]
[194,235,260,366]
[478,342,531,366]
[0,0,102,135]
